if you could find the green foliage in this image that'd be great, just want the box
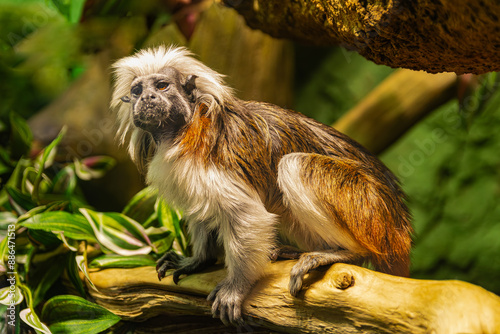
[0,116,187,333]
[0,1,83,120]
[50,0,86,24]
[8,112,33,160]
[20,211,96,242]
[382,73,500,294]
[89,254,156,269]
[0,113,32,193]
[42,295,121,334]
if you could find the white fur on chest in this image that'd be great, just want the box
[146,144,268,229]
[147,144,279,276]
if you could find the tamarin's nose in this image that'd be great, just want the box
[142,93,156,101]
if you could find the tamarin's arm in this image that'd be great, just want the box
[207,184,279,325]
[157,220,218,282]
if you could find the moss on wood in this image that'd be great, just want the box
[224,0,500,74]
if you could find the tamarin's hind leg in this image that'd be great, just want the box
[277,153,413,292]
[289,250,363,296]
[270,245,304,261]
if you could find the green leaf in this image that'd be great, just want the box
[32,127,66,203]
[18,201,69,222]
[52,166,77,196]
[6,186,36,214]
[42,295,120,334]
[69,0,85,23]
[156,199,185,253]
[27,229,62,249]
[55,231,79,251]
[67,252,86,298]
[22,166,42,195]
[122,187,158,224]
[31,255,66,307]
[80,208,152,256]
[0,151,12,176]
[20,308,51,334]
[9,112,33,160]
[0,286,24,306]
[89,254,156,269]
[75,255,97,291]
[0,157,30,209]
[105,212,153,246]
[146,226,175,254]
[0,236,9,267]
[20,211,96,243]
[74,156,116,181]
[0,212,17,227]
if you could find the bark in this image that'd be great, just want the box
[88,262,500,333]
[223,0,500,74]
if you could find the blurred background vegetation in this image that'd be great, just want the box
[1,0,499,331]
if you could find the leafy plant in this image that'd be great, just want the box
[0,114,186,333]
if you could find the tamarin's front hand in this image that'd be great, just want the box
[111,46,413,325]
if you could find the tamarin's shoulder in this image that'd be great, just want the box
[235,100,349,141]
[237,100,332,130]
[232,100,316,132]
[239,100,303,119]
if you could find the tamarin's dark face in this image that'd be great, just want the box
[122,67,197,138]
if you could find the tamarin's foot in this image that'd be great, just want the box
[156,251,184,280]
[270,245,304,261]
[289,250,363,296]
[172,257,217,284]
[207,278,249,326]
[156,251,217,283]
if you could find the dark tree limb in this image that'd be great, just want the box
[223,0,500,74]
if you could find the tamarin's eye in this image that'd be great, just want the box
[131,85,142,97]
[157,82,169,91]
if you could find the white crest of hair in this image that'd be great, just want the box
[110,45,235,165]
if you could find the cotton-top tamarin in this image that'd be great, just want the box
[111,46,413,325]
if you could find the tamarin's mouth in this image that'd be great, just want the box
[133,109,172,132]
[134,112,159,127]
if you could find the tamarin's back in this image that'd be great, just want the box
[197,99,403,191]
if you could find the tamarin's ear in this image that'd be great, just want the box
[183,75,198,95]
[121,96,131,103]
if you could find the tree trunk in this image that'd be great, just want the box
[223,0,500,74]
[88,262,500,333]
[333,69,458,154]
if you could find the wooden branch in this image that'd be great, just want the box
[88,261,500,333]
[333,69,458,154]
[222,0,500,74]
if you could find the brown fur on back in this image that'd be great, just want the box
[174,100,413,276]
